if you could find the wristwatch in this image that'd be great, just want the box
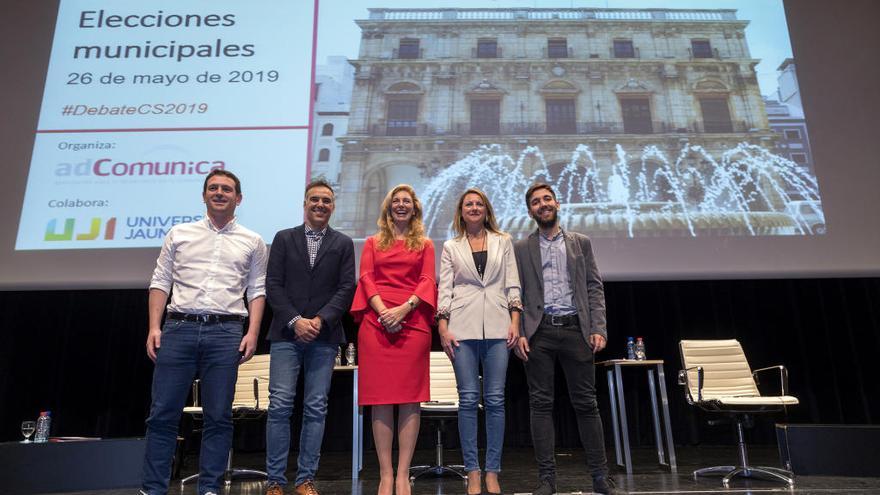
[288,315,302,328]
[407,298,417,309]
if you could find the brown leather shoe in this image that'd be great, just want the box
[294,480,320,495]
[265,483,284,495]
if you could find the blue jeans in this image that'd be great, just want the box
[265,340,337,486]
[142,319,243,495]
[452,339,509,473]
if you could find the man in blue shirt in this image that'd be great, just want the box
[514,182,626,495]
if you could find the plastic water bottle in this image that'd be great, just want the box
[345,343,357,366]
[34,411,52,443]
[625,337,636,360]
[635,337,646,361]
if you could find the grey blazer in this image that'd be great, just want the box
[513,229,607,343]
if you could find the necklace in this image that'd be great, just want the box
[468,230,487,278]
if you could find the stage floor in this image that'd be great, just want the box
[59,446,880,494]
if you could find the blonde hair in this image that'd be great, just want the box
[375,184,428,251]
[451,188,504,238]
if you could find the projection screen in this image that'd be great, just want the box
[1,0,878,289]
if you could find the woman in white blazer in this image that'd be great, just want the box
[437,188,522,495]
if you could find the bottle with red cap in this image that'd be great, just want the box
[634,337,646,361]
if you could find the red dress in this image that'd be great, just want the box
[351,237,437,405]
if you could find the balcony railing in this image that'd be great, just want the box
[472,46,502,58]
[367,8,738,22]
[688,47,722,60]
[392,47,425,59]
[368,45,734,61]
[365,120,750,137]
[472,121,675,135]
[543,46,574,58]
[372,123,429,136]
[611,46,640,59]
[692,120,748,133]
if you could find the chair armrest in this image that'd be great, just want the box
[678,366,704,402]
[255,375,270,410]
[191,379,201,407]
[251,378,259,409]
[752,365,790,395]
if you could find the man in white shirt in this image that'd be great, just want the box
[141,169,268,495]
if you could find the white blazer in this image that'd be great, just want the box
[437,231,522,340]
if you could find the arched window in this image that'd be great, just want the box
[321,123,334,136]
[540,80,579,134]
[693,80,733,132]
[386,99,419,136]
[470,99,501,135]
[698,98,733,132]
[318,148,330,162]
[385,82,424,136]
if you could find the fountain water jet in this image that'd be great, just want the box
[421,142,823,239]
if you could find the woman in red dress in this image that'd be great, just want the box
[350,184,436,495]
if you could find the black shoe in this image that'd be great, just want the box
[532,477,556,495]
[592,475,627,495]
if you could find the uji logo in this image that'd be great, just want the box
[44,217,117,241]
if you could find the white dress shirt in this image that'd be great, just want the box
[150,217,268,316]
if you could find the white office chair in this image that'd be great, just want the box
[678,339,799,487]
[181,353,270,487]
[409,351,467,481]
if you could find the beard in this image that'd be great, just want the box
[532,207,558,229]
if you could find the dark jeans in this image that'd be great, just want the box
[141,319,243,495]
[524,322,608,481]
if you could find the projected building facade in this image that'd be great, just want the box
[333,8,822,238]
[311,56,354,186]
[765,59,814,177]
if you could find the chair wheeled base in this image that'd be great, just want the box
[180,447,268,487]
[409,424,467,481]
[693,419,794,488]
[409,464,468,480]
[694,465,795,487]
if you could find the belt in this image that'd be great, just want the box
[167,312,245,323]
[541,313,579,327]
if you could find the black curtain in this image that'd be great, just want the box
[2,278,878,450]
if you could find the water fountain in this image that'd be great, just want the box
[421,142,824,239]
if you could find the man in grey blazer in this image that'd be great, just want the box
[264,180,355,495]
[513,183,625,495]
